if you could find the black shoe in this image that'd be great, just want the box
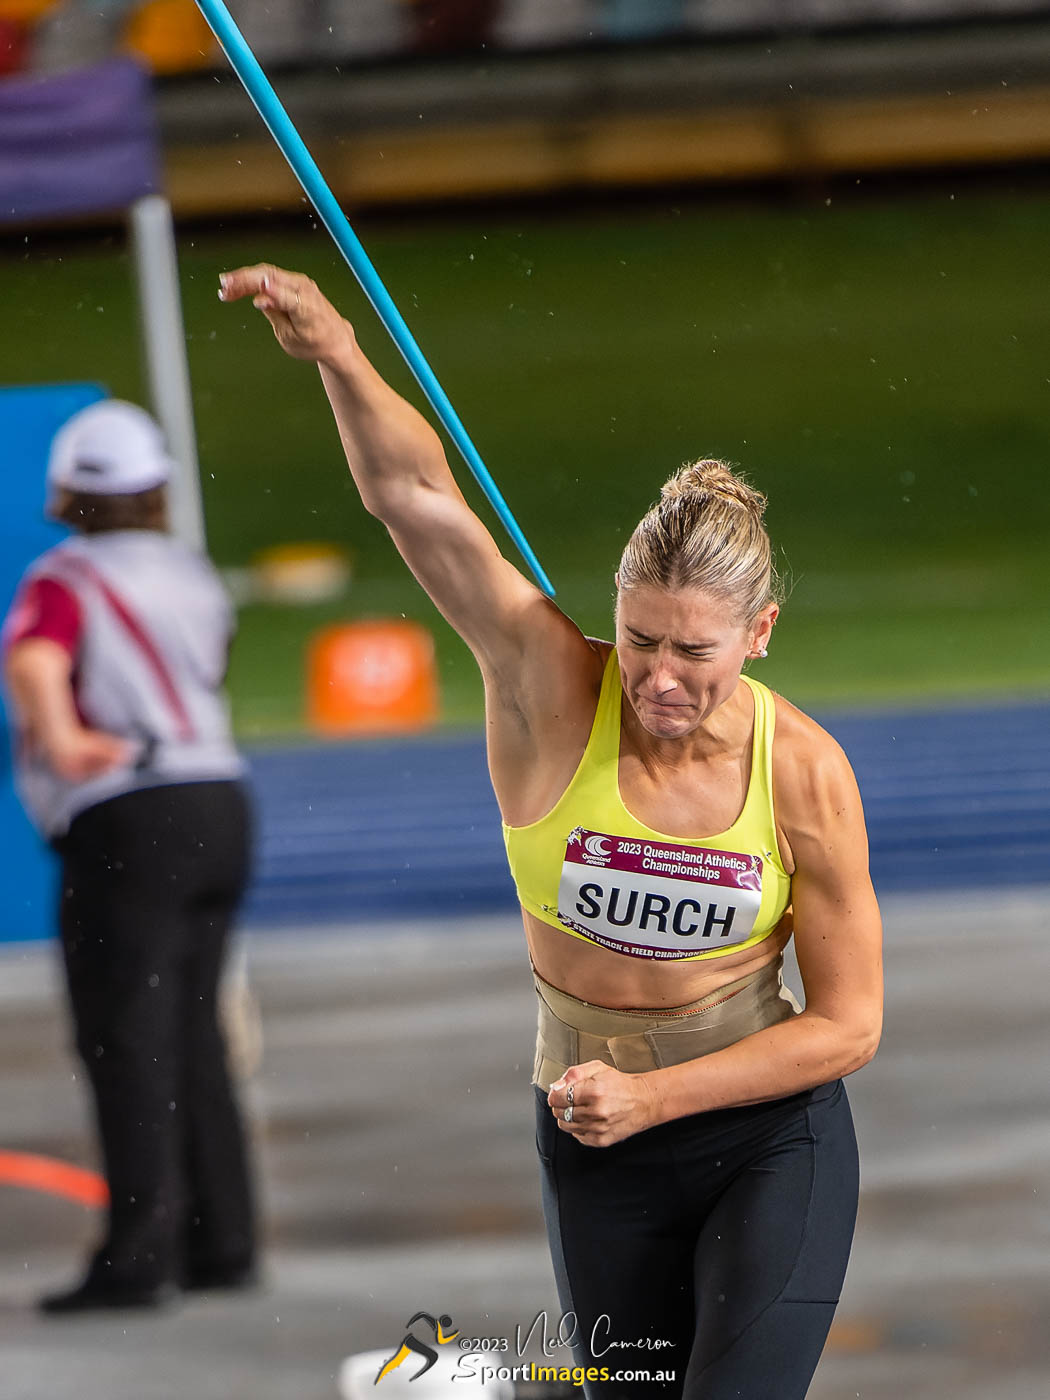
[39,1278,176,1315]
[181,1262,258,1293]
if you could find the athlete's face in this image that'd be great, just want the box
[614,583,775,740]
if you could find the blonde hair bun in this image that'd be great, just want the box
[660,459,767,521]
[618,456,780,622]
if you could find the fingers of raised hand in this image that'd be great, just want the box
[217,265,346,362]
[216,263,269,303]
[257,275,312,320]
[217,264,308,313]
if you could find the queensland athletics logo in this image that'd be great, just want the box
[568,826,614,867]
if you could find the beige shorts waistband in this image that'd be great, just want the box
[532,956,801,1090]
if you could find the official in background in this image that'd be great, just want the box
[3,400,257,1313]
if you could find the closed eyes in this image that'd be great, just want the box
[626,631,714,659]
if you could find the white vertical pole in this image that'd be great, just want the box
[129,193,207,552]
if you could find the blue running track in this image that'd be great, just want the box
[240,700,1050,927]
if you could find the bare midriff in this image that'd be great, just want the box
[523,905,794,1012]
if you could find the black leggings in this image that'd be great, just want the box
[535,1078,858,1400]
[56,780,255,1288]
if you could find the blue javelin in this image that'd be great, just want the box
[193,0,554,597]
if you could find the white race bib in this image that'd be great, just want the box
[557,827,763,961]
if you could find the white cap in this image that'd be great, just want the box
[47,400,174,503]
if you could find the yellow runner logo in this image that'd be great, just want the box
[374,1311,460,1385]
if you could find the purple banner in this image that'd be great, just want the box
[0,58,160,225]
[565,827,762,890]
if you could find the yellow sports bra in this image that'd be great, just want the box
[502,649,791,963]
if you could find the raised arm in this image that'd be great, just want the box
[218,264,572,677]
[218,265,606,821]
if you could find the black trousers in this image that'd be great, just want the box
[535,1078,858,1400]
[56,780,255,1288]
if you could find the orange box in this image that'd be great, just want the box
[123,0,216,74]
[306,620,439,736]
[0,0,56,22]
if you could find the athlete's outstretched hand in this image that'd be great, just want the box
[218,264,353,366]
[548,1062,659,1148]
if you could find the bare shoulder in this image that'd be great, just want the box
[768,691,867,863]
[770,691,856,784]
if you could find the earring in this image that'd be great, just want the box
[759,647,768,658]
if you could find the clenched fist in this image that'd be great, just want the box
[548,1061,660,1147]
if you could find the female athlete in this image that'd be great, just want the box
[219,264,883,1400]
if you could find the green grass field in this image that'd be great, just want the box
[4,189,1049,734]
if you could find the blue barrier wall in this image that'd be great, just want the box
[0,384,105,943]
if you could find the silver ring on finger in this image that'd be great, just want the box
[566,1082,575,1107]
[563,1105,574,1123]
